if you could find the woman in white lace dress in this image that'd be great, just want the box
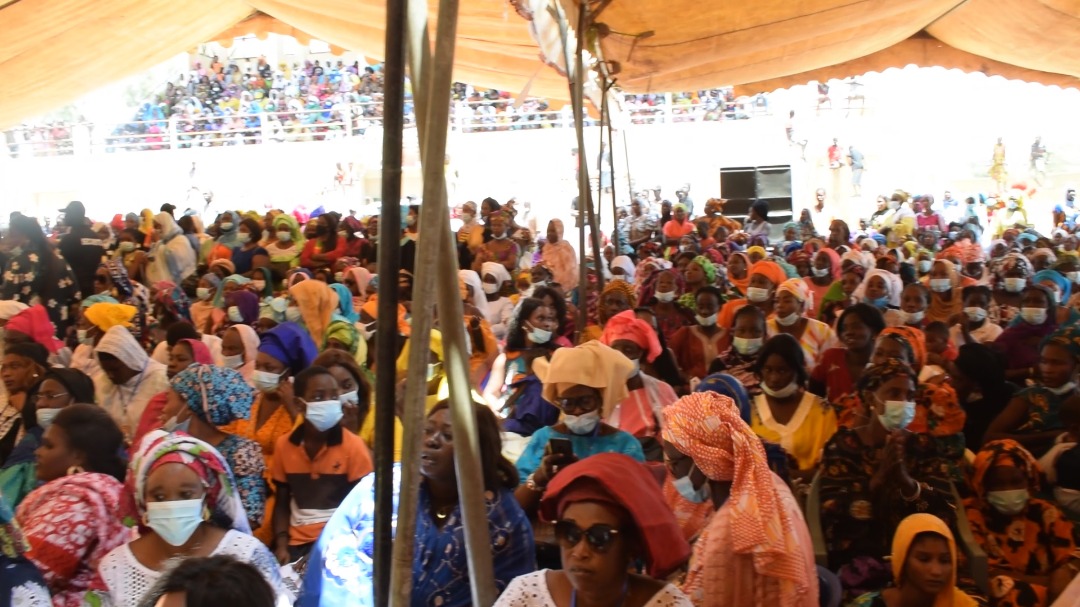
[97,431,289,607]
[495,452,693,607]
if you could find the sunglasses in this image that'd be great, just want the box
[554,521,622,552]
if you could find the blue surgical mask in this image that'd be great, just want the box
[526,325,552,344]
[864,296,889,308]
[285,307,303,324]
[877,399,916,431]
[673,469,710,504]
[35,407,62,430]
[563,411,600,435]
[146,499,204,546]
[222,354,244,369]
[163,414,191,434]
[253,370,282,392]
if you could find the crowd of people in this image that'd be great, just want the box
[0,181,1079,607]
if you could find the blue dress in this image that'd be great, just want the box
[299,465,536,607]
[515,426,646,484]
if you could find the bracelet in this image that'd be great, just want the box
[525,472,545,493]
[900,481,922,502]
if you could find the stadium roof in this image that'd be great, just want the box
[1,0,1078,128]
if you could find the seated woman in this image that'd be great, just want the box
[472,211,520,274]
[600,310,678,458]
[965,440,1077,607]
[709,304,766,396]
[99,431,288,607]
[190,273,226,335]
[884,282,930,329]
[642,269,695,343]
[818,261,866,326]
[716,259,787,330]
[951,286,1003,346]
[0,343,48,465]
[925,260,965,324]
[850,513,979,606]
[483,298,562,439]
[515,342,645,517]
[986,323,1079,456]
[819,359,960,575]
[496,452,693,606]
[810,304,886,402]
[160,365,266,530]
[853,269,902,315]
[580,279,638,344]
[750,334,837,482]
[669,287,725,382]
[300,400,535,607]
[993,285,1058,385]
[15,404,128,606]
[766,278,838,369]
[0,368,96,509]
[221,324,261,386]
[663,392,818,607]
[990,252,1033,326]
[231,218,271,276]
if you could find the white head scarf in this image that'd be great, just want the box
[155,212,183,241]
[610,255,636,282]
[481,261,512,289]
[458,270,490,317]
[230,324,261,384]
[852,268,903,307]
[0,301,29,321]
[96,325,151,372]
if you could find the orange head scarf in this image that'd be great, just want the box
[749,260,787,289]
[880,326,927,372]
[600,310,662,363]
[288,279,336,345]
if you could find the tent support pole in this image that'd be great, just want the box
[576,2,605,295]
[391,0,498,604]
[374,0,406,603]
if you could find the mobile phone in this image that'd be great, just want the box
[548,437,574,459]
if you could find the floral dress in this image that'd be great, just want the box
[1,246,81,337]
[215,434,267,528]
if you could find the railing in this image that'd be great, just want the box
[2,94,779,157]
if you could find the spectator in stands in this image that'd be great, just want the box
[300,213,346,272]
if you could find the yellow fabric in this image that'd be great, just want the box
[3,0,1080,129]
[749,392,837,472]
[84,303,137,331]
[288,279,335,347]
[533,340,632,418]
[889,513,979,607]
[360,409,403,463]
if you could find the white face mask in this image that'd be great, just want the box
[1068,271,1080,285]
[1045,381,1076,396]
[776,311,801,326]
[1053,487,1080,516]
[146,499,204,546]
[526,324,552,344]
[285,307,303,324]
[673,469,710,503]
[227,306,244,324]
[563,410,600,435]
[251,280,266,292]
[461,213,474,223]
[119,241,137,253]
[405,216,417,227]
[761,380,799,399]
[901,309,925,324]
[220,222,234,232]
[918,260,933,274]
[1020,307,1047,325]
[304,399,344,432]
[491,232,508,240]
[986,489,1029,516]
[340,390,360,406]
[655,290,676,303]
[334,272,345,283]
[877,399,916,431]
[76,329,93,346]
[36,407,63,429]
[929,278,951,293]
[196,287,212,301]
[1004,277,1027,293]
[811,266,830,278]
[746,287,770,303]
[732,336,763,356]
[963,306,987,322]
[253,370,282,392]
[481,282,500,295]
[237,232,251,244]
[695,313,717,327]
[223,353,244,369]
[276,231,292,242]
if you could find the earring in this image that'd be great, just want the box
[66,465,85,476]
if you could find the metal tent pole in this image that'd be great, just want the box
[373,0,406,602]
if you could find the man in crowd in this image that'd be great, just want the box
[57,200,106,297]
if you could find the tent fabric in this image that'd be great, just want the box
[1,0,1079,129]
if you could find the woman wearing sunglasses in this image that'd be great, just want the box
[496,452,692,606]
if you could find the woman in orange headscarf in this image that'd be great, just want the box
[663,391,818,607]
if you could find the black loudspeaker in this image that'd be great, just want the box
[756,165,793,199]
[720,167,756,199]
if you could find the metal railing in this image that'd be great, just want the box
[2,94,778,157]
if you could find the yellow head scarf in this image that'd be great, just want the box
[890,514,978,607]
[84,303,137,331]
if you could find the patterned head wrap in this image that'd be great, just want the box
[689,256,717,284]
[170,364,254,426]
[662,392,814,600]
[878,326,927,372]
[694,373,752,423]
[153,281,192,323]
[1041,323,1080,360]
[102,259,135,300]
[600,310,662,363]
[857,358,918,394]
[969,439,1041,499]
[324,319,361,355]
[785,249,811,267]
[599,278,638,311]
[128,431,250,533]
[777,278,813,315]
[995,252,1034,281]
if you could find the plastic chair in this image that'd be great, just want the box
[807,470,828,567]
[950,482,989,593]
[817,566,842,607]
